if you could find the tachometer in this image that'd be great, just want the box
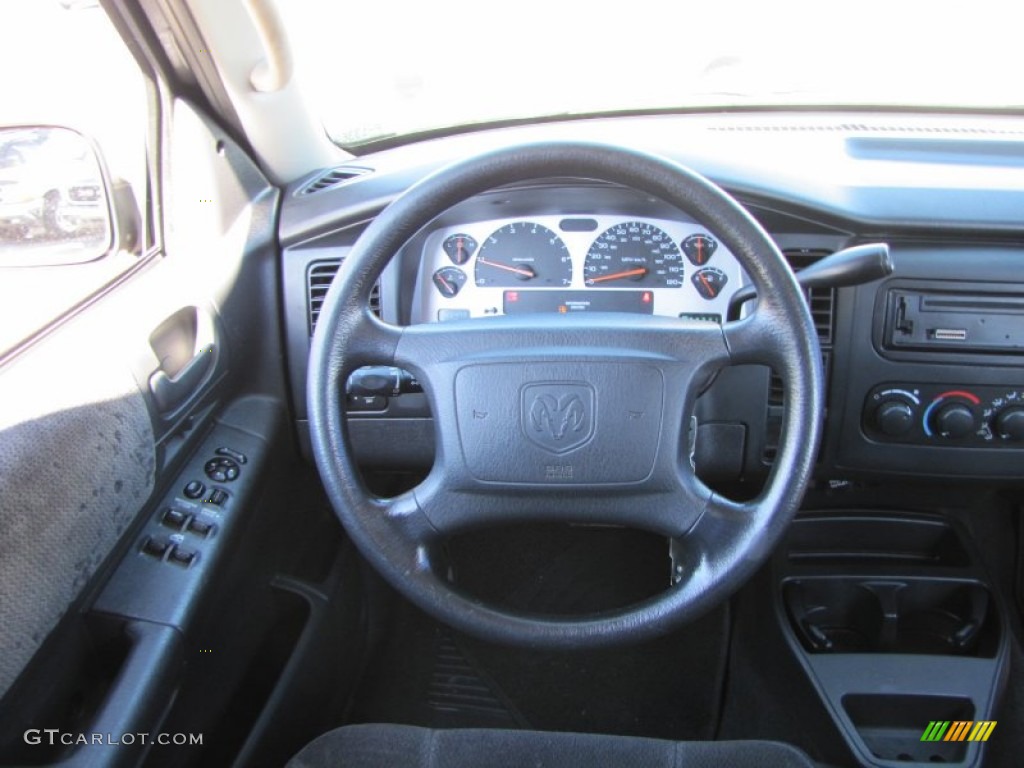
[584,221,683,288]
[474,222,572,287]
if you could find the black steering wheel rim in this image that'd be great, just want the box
[308,141,823,649]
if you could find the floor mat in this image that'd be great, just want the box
[347,599,523,730]
[349,525,730,741]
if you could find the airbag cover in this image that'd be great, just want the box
[454,362,664,484]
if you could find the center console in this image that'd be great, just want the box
[831,247,1024,479]
[775,513,1009,768]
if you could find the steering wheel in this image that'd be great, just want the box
[308,142,823,649]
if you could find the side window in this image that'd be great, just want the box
[0,0,151,356]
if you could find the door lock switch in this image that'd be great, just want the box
[205,488,229,506]
[184,480,205,499]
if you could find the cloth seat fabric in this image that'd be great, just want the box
[286,723,820,768]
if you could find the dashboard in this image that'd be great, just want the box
[410,215,745,324]
[279,112,1024,485]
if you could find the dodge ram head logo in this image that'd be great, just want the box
[521,383,595,454]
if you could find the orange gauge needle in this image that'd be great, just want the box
[699,273,714,294]
[696,238,704,263]
[588,267,648,284]
[477,257,535,279]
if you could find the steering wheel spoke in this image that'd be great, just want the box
[722,310,790,367]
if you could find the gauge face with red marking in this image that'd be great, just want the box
[682,233,717,266]
[432,266,467,297]
[691,267,728,299]
[474,222,571,287]
[584,221,684,288]
[443,233,477,265]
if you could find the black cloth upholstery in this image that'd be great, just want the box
[286,723,819,768]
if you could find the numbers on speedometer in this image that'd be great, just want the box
[584,222,683,288]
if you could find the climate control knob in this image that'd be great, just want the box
[874,401,914,437]
[932,403,977,439]
[995,407,1024,441]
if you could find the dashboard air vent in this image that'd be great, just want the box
[764,248,835,464]
[783,248,835,345]
[307,259,381,336]
[300,166,372,196]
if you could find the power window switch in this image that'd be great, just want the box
[161,508,187,529]
[188,518,213,537]
[168,546,196,567]
[142,536,170,558]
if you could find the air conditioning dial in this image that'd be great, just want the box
[874,400,915,437]
[862,386,921,442]
[864,384,1024,448]
[994,406,1024,441]
[931,402,977,439]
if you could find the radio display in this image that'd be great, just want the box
[503,290,654,315]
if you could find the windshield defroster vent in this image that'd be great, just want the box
[299,166,373,196]
[307,259,381,336]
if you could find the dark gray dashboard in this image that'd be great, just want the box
[280,112,1024,482]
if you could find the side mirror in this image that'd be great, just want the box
[0,125,133,266]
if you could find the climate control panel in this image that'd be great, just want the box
[863,383,1024,446]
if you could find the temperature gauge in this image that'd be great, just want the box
[691,267,728,300]
[432,267,467,298]
[443,234,477,265]
[682,233,717,266]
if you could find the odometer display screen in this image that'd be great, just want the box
[503,290,654,315]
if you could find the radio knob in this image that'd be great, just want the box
[995,407,1024,441]
[875,401,914,437]
[932,402,976,439]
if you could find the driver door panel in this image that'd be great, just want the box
[0,88,292,766]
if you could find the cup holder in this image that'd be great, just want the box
[784,578,995,656]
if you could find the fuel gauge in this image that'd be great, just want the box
[433,267,467,298]
[443,234,477,265]
[682,233,717,266]
[691,267,728,300]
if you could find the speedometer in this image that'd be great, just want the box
[584,221,684,288]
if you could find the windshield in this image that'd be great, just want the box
[279,0,1024,148]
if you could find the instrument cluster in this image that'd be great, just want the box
[411,215,747,324]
